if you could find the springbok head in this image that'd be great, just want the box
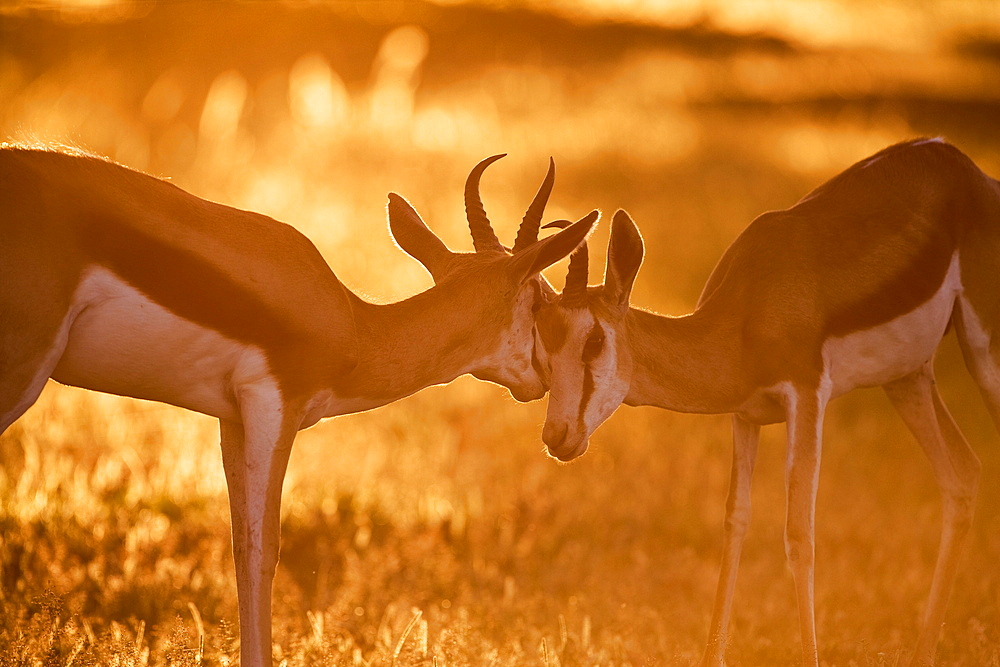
[387,155,599,402]
[534,210,644,460]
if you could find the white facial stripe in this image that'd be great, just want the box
[580,324,629,436]
[543,309,629,452]
[543,309,591,427]
[576,322,603,418]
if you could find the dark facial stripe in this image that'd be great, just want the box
[576,323,602,425]
[582,325,606,362]
[578,364,594,431]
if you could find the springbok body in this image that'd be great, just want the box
[535,139,1000,666]
[0,147,596,667]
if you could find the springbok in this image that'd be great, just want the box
[534,139,1000,666]
[0,146,597,667]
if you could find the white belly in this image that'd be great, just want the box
[822,254,960,397]
[52,266,277,421]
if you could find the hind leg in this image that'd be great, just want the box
[0,310,73,435]
[0,349,63,436]
[954,296,1000,433]
[0,258,78,436]
[0,341,65,482]
[883,361,981,667]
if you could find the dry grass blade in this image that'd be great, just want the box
[1,2,1000,666]
[391,609,423,667]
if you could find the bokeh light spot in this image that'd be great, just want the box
[141,70,185,125]
[199,70,248,142]
[289,52,350,131]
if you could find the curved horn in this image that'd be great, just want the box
[512,157,555,254]
[560,242,590,307]
[542,220,589,307]
[465,154,507,254]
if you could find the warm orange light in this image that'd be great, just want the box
[3,1,1000,664]
[289,53,350,131]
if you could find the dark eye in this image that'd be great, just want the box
[529,282,545,313]
[582,329,605,362]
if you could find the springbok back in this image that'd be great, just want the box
[0,147,596,667]
[534,138,1000,666]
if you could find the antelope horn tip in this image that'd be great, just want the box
[541,219,572,231]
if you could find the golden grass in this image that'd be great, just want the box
[3,2,1000,665]
[3,356,999,665]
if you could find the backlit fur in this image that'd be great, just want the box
[536,139,1000,667]
[536,295,631,460]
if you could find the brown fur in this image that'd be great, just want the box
[0,148,358,402]
[628,139,1000,415]
[0,146,595,667]
[539,139,1000,667]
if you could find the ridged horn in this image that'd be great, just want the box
[542,220,589,307]
[512,157,555,254]
[465,154,507,254]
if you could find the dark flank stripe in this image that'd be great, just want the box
[805,139,963,338]
[702,139,966,348]
[824,216,956,337]
[75,212,358,399]
[3,147,357,405]
[82,214,296,353]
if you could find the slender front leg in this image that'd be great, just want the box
[700,415,760,667]
[883,363,981,667]
[784,385,828,667]
[220,398,299,667]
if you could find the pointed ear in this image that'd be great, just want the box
[387,193,453,282]
[509,210,599,285]
[604,209,644,308]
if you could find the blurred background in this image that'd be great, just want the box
[2,1,1000,665]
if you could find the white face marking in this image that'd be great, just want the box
[542,309,630,461]
[821,253,960,397]
[51,266,281,422]
[581,324,629,432]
